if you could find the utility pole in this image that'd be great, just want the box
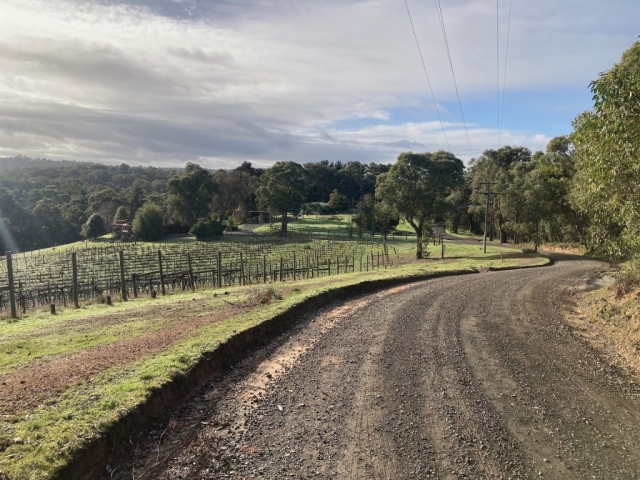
[482,181,499,254]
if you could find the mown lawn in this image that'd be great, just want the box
[0,241,548,480]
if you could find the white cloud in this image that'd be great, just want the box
[0,0,637,167]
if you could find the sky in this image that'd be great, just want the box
[0,0,638,169]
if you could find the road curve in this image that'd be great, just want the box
[109,256,640,480]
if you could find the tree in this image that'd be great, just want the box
[255,161,307,233]
[572,40,640,259]
[211,169,251,221]
[467,146,532,243]
[132,203,164,241]
[327,189,348,213]
[377,151,464,258]
[113,206,129,224]
[167,163,215,226]
[444,186,469,234]
[82,214,107,240]
[520,169,552,252]
[352,194,399,239]
[32,199,77,248]
[190,219,224,240]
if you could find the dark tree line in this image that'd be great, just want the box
[0,162,173,252]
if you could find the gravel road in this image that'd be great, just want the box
[109,256,640,480]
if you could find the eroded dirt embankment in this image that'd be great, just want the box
[102,255,640,480]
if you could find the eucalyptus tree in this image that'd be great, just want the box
[256,161,308,233]
[377,151,464,258]
[572,40,640,259]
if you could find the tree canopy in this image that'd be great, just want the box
[571,40,640,259]
[255,161,308,233]
[377,151,464,258]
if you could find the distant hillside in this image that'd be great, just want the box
[0,156,90,171]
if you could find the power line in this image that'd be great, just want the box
[498,0,513,148]
[496,0,500,148]
[433,0,474,156]
[404,0,451,152]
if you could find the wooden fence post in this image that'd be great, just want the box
[217,251,222,288]
[187,253,196,291]
[132,274,138,298]
[279,257,284,282]
[72,252,79,308]
[119,250,127,301]
[263,255,267,284]
[293,252,297,281]
[158,250,166,296]
[239,252,245,286]
[328,258,331,276]
[6,251,17,319]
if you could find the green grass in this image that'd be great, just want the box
[253,215,353,234]
[26,233,198,256]
[253,215,420,237]
[0,242,549,480]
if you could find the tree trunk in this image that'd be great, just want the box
[281,211,288,233]
[416,230,423,259]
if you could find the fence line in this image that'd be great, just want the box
[0,237,396,317]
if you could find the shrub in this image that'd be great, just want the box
[113,206,129,224]
[133,202,164,241]
[81,214,107,239]
[225,216,240,232]
[190,219,225,240]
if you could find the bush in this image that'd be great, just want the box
[225,216,240,232]
[190,219,225,240]
[113,206,129,224]
[81,214,107,239]
[133,203,164,241]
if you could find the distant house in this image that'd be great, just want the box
[162,205,191,235]
[111,220,134,240]
[232,209,248,220]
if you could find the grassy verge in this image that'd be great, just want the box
[569,263,640,373]
[0,244,549,480]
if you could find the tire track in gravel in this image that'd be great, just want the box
[104,256,640,480]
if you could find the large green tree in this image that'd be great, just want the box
[377,151,464,258]
[467,146,532,242]
[572,40,640,259]
[256,161,307,233]
[133,202,164,241]
[167,163,216,226]
[82,214,107,240]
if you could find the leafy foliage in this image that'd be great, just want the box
[82,214,107,240]
[327,189,349,213]
[377,151,464,258]
[190,219,225,240]
[167,163,216,226]
[113,206,129,224]
[256,161,308,232]
[572,40,640,260]
[133,203,165,241]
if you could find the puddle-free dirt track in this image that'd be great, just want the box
[106,255,640,479]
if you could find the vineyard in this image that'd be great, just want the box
[0,235,399,317]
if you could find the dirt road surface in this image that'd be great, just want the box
[107,256,640,479]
